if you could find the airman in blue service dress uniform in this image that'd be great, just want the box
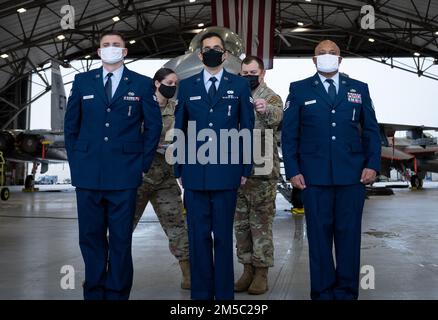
[282,40,381,300]
[64,31,162,300]
[173,32,255,300]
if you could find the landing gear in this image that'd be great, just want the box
[291,187,305,215]
[24,175,35,190]
[1,187,10,201]
[0,151,9,201]
[22,162,39,192]
[410,175,423,190]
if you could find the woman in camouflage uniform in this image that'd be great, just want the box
[133,68,190,290]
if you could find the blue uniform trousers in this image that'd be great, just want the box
[301,184,366,300]
[76,188,137,300]
[184,189,238,300]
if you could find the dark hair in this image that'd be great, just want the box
[153,68,176,87]
[100,30,126,45]
[242,55,265,70]
[199,32,226,50]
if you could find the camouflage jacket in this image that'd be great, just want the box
[142,99,177,188]
[251,82,283,180]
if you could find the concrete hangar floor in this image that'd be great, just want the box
[0,183,437,300]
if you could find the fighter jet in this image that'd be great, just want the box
[379,123,438,189]
[0,61,67,189]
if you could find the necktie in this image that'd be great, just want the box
[325,78,337,102]
[208,76,217,99]
[105,72,113,103]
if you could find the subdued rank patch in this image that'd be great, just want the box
[284,100,291,111]
[267,96,281,105]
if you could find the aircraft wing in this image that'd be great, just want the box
[403,146,438,155]
[381,146,415,161]
[0,130,67,164]
[380,123,438,132]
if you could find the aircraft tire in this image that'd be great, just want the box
[410,175,423,190]
[24,175,34,189]
[1,187,10,201]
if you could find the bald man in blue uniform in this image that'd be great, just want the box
[173,32,254,300]
[64,31,162,300]
[282,40,381,300]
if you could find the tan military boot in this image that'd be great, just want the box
[179,260,191,290]
[234,264,254,292]
[248,267,268,295]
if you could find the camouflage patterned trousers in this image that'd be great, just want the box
[234,178,277,267]
[133,179,189,261]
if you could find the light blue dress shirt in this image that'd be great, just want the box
[203,68,223,93]
[103,64,124,98]
[319,72,340,94]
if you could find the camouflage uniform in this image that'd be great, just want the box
[235,82,283,268]
[133,100,189,262]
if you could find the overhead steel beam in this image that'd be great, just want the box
[1,86,50,130]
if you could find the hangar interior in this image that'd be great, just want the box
[0,0,437,299]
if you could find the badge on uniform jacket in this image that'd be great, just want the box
[83,95,94,100]
[123,96,141,101]
[222,94,238,100]
[347,92,362,104]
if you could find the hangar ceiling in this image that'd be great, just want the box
[0,0,437,127]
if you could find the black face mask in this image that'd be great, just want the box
[243,75,260,90]
[202,50,224,68]
[158,83,176,99]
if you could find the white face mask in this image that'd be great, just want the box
[316,54,340,73]
[99,47,125,64]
